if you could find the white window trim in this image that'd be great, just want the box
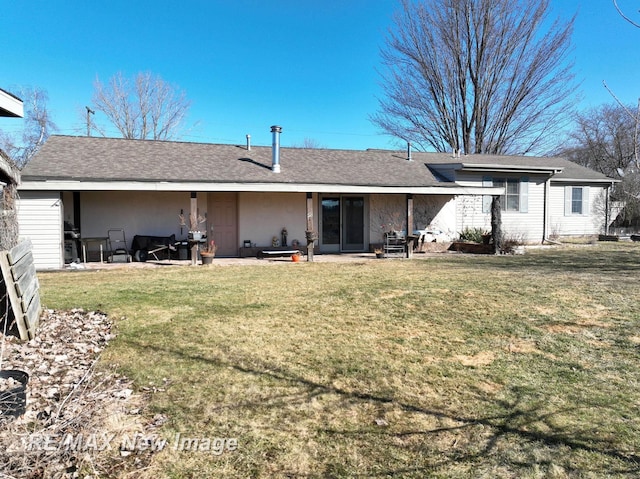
[564,185,590,216]
[482,176,528,213]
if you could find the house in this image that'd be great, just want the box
[18,128,616,269]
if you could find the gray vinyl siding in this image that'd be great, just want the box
[17,191,63,269]
[455,173,546,243]
[548,183,607,236]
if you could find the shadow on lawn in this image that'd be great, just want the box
[125,339,640,476]
[463,244,640,277]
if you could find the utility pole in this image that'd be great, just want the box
[85,106,95,137]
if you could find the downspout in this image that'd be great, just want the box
[543,176,561,245]
[542,176,549,243]
[605,181,614,235]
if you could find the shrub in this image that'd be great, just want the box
[458,227,489,243]
[500,233,525,254]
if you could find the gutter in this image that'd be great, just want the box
[551,178,620,184]
[18,180,505,196]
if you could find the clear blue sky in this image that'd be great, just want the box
[1,1,639,151]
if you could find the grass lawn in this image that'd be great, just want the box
[38,243,640,478]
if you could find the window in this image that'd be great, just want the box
[483,177,528,213]
[565,186,589,216]
[494,179,519,211]
[571,187,583,214]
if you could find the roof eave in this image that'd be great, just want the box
[0,89,24,118]
[18,179,502,196]
[551,177,619,184]
[458,164,564,175]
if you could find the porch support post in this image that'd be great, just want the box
[406,194,414,258]
[306,192,315,262]
[491,195,502,254]
[190,192,198,265]
[73,191,82,260]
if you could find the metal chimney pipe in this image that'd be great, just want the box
[246,134,251,151]
[407,141,412,161]
[271,125,282,173]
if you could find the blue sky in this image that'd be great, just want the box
[1,1,639,151]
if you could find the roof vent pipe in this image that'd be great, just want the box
[246,134,251,151]
[271,125,282,173]
[407,141,412,161]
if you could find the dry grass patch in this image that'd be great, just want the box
[454,351,496,367]
[30,242,640,478]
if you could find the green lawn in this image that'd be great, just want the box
[38,243,640,478]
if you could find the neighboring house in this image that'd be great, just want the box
[18,129,615,269]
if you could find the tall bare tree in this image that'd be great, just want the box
[372,0,577,155]
[562,104,639,177]
[561,103,640,228]
[292,138,326,149]
[91,72,191,140]
[0,87,56,168]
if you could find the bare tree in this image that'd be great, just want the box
[562,103,638,177]
[0,87,56,168]
[292,138,326,149]
[91,72,191,140]
[561,102,640,228]
[372,0,577,155]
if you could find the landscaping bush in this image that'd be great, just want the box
[500,233,525,254]
[457,227,488,243]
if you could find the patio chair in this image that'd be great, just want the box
[383,231,406,257]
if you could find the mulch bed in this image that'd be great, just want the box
[448,241,494,254]
[0,309,162,478]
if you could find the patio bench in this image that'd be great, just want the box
[257,249,302,259]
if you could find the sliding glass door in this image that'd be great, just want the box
[341,196,365,251]
[320,195,367,252]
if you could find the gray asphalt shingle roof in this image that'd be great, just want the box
[21,135,613,187]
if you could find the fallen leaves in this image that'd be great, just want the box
[0,308,157,478]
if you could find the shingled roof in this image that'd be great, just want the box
[21,135,613,189]
[426,153,614,182]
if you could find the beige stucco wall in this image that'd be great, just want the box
[369,194,405,243]
[368,194,456,243]
[78,190,201,244]
[416,195,457,235]
[237,192,310,247]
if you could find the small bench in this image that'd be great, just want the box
[257,249,302,259]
